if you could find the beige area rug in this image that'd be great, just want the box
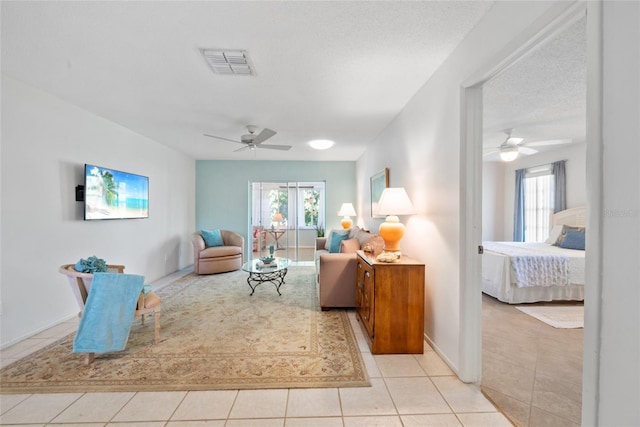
[0,267,369,393]
[515,304,584,328]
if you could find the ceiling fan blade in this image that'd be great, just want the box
[519,147,538,155]
[257,144,292,151]
[234,145,252,152]
[522,138,572,147]
[204,134,242,144]
[483,148,499,157]
[252,128,277,145]
[508,137,524,145]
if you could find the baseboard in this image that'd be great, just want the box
[0,313,78,350]
[424,333,462,380]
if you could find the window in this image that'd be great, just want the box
[523,165,554,242]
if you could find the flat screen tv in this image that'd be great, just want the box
[84,164,149,220]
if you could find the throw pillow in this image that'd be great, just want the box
[554,225,586,247]
[559,230,586,250]
[324,228,350,251]
[544,225,564,245]
[201,229,224,247]
[328,230,350,253]
[340,237,360,253]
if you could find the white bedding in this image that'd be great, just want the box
[482,241,585,304]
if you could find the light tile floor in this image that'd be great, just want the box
[1,268,512,426]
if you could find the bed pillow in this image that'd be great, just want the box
[559,230,586,250]
[554,225,585,247]
[544,225,564,245]
[201,229,224,247]
[328,230,350,253]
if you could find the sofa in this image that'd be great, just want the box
[315,227,385,310]
[193,230,244,274]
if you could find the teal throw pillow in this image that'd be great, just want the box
[559,230,585,250]
[328,230,350,253]
[201,229,224,247]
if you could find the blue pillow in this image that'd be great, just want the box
[201,229,224,247]
[559,230,585,250]
[328,230,350,253]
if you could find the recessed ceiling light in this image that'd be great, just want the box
[308,139,335,150]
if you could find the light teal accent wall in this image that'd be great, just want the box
[196,160,356,255]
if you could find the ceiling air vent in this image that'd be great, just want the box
[200,49,254,76]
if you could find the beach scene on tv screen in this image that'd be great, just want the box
[85,165,149,220]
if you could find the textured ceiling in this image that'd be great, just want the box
[2,2,585,162]
[483,15,587,161]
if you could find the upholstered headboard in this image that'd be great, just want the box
[552,207,586,227]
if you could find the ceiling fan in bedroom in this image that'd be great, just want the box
[484,129,572,162]
[204,125,292,152]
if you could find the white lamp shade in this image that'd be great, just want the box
[337,203,357,217]
[499,146,519,161]
[377,188,415,216]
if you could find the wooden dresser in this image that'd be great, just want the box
[355,250,425,354]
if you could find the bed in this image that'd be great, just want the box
[482,207,586,304]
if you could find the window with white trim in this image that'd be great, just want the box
[524,164,555,242]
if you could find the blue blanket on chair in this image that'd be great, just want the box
[73,272,144,354]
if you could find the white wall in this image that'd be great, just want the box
[0,77,196,347]
[355,1,570,371]
[482,162,505,241]
[485,142,587,241]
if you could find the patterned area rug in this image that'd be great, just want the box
[0,267,369,393]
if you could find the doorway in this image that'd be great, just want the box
[249,181,325,262]
[459,3,588,426]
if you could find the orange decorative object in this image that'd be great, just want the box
[378,215,405,252]
[337,203,357,230]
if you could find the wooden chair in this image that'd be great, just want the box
[59,264,161,363]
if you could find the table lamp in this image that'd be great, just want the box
[337,203,357,229]
[376,187,415,253]
[272,213,284,228]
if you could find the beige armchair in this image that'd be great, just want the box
[193,230,244,274]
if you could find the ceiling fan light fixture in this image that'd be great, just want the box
[307,139,335,150]
[499,145,519,161]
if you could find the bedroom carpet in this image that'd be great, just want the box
[515,304,584,328]
[0,267,369,394]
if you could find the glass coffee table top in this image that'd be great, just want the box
[241,257,291,295]
[242,257,291,274]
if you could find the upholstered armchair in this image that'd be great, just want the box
[192,229,244,274]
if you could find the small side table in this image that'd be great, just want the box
[268,229,286,249]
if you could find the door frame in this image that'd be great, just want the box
[458,0,590,382]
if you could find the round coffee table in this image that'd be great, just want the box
[241,257,291,295]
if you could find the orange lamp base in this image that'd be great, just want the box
[378,215,405,252]
[341,217,353,229]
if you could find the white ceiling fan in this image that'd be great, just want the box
[204,125,292,152]
[484,129,572,161]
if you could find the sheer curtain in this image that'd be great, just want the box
[513,168,526,242]
[552,160,566,213]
